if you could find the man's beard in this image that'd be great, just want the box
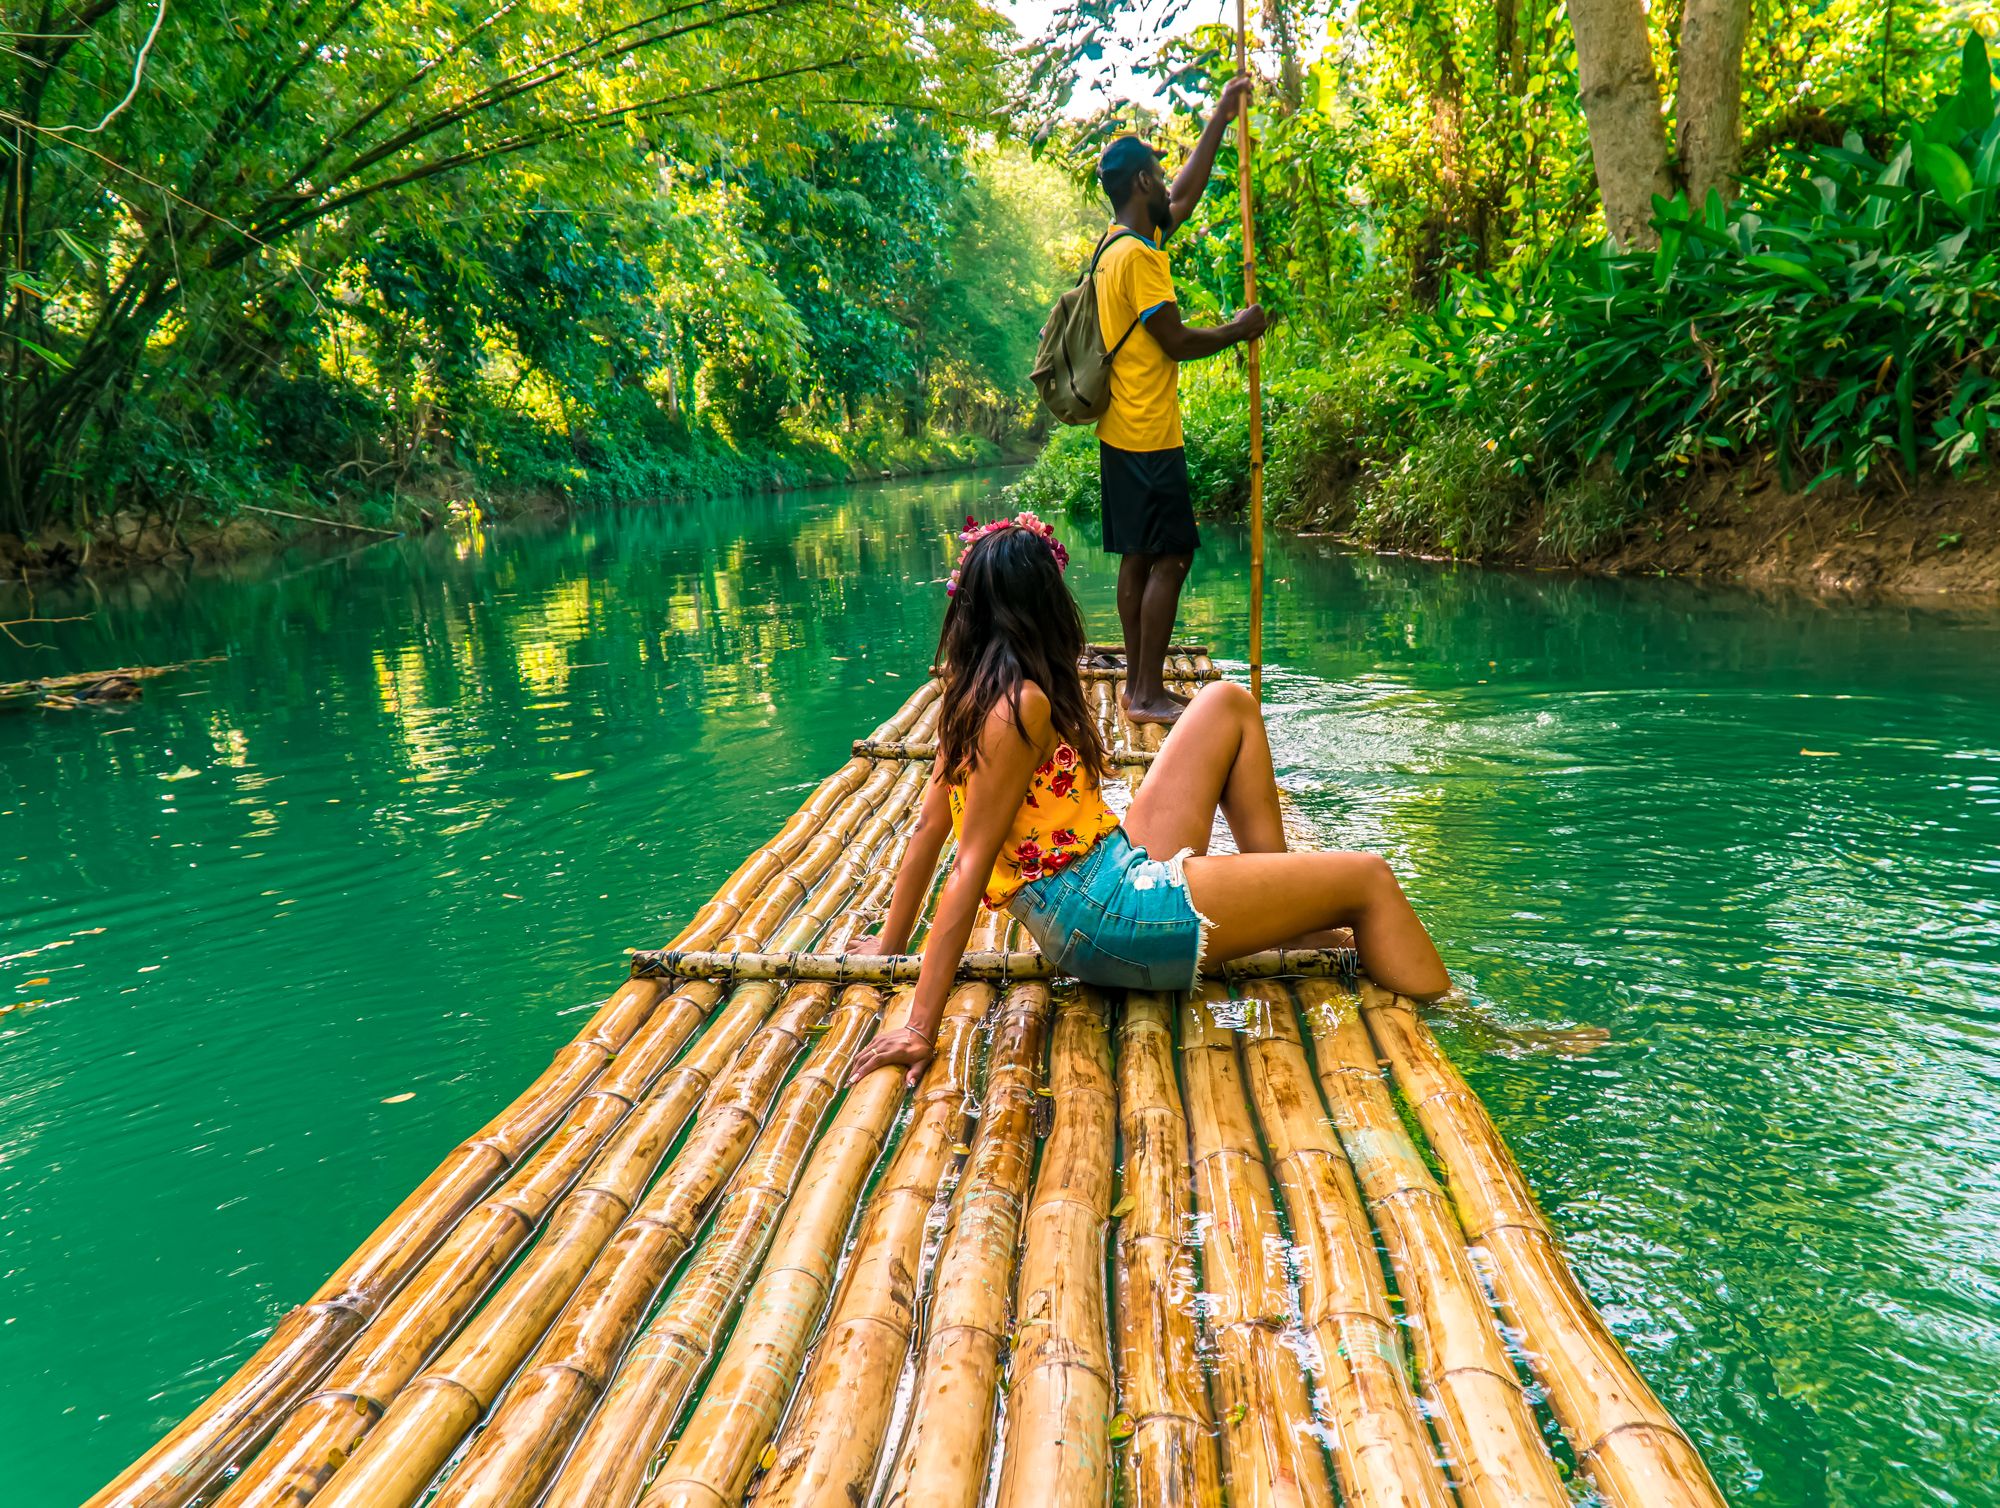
[1148,184,1173,240]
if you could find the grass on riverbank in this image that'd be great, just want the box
[7,417,1010,573]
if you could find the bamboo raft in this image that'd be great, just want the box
[90,654,1728,1508]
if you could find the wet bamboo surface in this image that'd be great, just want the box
[93,663,1724,1508]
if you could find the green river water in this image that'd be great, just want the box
[3,471,1997,1506]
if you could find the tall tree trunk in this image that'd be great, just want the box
[1567,0,1675,247]
[1675,0,1749,205]
[1263,0,1304,112]
[1413,35,1468,303]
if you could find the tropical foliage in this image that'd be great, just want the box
[1020,0,2000,560]
[1,1,1095,542]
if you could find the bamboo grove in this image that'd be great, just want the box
[90,655,1729,1508]
[1,1,1088,541]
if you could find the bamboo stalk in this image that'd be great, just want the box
[1234,0,1266,701]
[1181,984,1336,1508]
[878,981,1052,1508]
[1081,663,1219,684]
[992,987,1118,1508]
[750,986,1016,1506]
[1360,984,1726,1507]
[1086,642,1210,657]
[308,774,936,1508]
[636,931,1002,1508]
[1232,981,1455,1508]
[852,737,1158,765]
[1111,992,1222,1507]
[628,943,1358,986]
[1296,976,1569,1508]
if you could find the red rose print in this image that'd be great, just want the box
[1013,838,1043,879]
[1055,743,1078,770]
[1050,827,1078,847]
[1048,769,1075,799]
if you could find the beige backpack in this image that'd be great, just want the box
[1030,230,1145,425]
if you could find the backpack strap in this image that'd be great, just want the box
[1089,229,1149,359]
[1088,227,1144,274]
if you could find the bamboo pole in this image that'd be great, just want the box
[1081,663,1219,684]
[1232,981,1455,1508]
[635,926,1002,1508]
[852,737,1159,766]
[309,773,936,1508]
[1360,984,1727,1507]
[750,984,1017,1506]
[1181,984,1335,1508]
[81,684,935,1508]
[992,987,1118,1508]
[1295,977,1570,1508]
[1111,992,1222,1507]
[1234,2,1265,701]
[878,981,1052,1508]
[627,943,1357,986]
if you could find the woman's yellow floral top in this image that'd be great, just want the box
[948,740,1120,908]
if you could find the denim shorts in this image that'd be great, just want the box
[1006,826,1212,992]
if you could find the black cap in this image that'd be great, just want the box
[1097,135,1163,193]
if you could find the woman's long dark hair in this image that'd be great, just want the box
[934,524,1107,785]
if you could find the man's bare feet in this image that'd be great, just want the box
[1120,686,1189,713]
[1125,694,1185,725]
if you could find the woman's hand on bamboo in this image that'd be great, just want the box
[846,1025,934,1089]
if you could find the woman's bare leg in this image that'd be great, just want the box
[1123,680,1284,858]
[1182,850,1450,1001]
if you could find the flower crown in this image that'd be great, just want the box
[946,510,1070,596]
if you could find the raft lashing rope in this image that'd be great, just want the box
[88,655,1728,1508]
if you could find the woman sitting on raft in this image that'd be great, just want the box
[847,513,1450,1087]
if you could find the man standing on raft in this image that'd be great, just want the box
[1093,78,1267,725]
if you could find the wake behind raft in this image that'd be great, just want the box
[89,650,1727,1508]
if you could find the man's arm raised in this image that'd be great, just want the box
[1169,75,1253,228]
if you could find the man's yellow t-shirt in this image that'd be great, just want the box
[1092,225,1182,452]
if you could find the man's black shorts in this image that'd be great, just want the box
[1099,441,1199,556]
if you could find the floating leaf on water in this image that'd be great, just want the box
[552,770,593,781]
[1227,1402,1249,1425]
[381,1092,416,1104]
[758,1443,778,1471]
[1108,1193,1135,1220]
[159,766,201,781]
[1034,1085,1054,1097]
[1800,749,1841,757]
[950,1142,972,1155]
[1108,1411,1135,1441]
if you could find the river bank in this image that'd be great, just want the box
[0,439,1032,583]
[1298,465,2000,597]
[1013,410,1998,601]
